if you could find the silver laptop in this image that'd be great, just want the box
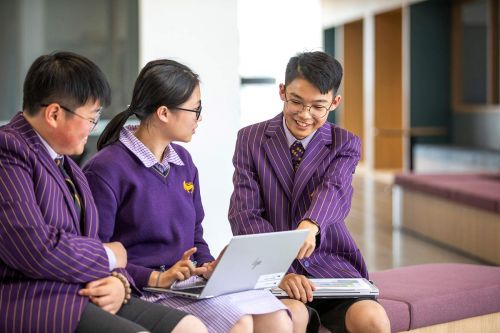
[143,230,308,299]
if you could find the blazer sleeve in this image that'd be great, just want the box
[0,136,109,283]
[302,134,361,245]
[192,167,215,265]
[228,129,275,235]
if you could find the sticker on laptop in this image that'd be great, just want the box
[254,273,285,289]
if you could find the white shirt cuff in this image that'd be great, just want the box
[104,246,117,271]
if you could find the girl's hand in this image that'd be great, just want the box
[151,247,207,288]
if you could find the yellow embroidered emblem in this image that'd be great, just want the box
[183,181,194,193]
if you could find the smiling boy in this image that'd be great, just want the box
[229,51,390,333]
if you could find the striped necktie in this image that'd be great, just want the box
[290,140,305,171]
[55,157,83,227]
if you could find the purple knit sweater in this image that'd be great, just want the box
[83,141,214,288]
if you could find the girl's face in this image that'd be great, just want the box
[167,84,202,143]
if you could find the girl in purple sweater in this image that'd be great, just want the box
[83,60,310,333]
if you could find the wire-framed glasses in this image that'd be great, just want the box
[284,92,333,119]
[41,103,101,131]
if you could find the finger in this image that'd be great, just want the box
[309,280,317,291]
[305,244,315,258]
[80,286,107,297]
[175,271,185,280]
[183,267,192,279]
[302,278,314,302]
[193,267,208,276]
[85,278,107,290]
[296,280,308,303]
[288,280,302,301]
[181,247,197,261]
[281,284,293,298]
[296,245,307,260]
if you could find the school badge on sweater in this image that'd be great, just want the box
[183,181,194,193]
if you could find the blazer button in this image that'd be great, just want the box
[303,260,310,268]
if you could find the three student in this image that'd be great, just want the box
[1,49,391,333]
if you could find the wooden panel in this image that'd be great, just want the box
[342,20,364,161]
[400,189,500,264]
[375,9,403,170]
[405,312,500,333]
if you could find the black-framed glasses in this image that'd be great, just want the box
[41,103,101,131]
[284,90,333,119]
[174,104,202,120]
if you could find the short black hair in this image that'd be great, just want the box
[285,51,343,95]
[22,51,111,115]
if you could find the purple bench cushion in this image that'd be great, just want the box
[371,264,500,330]
[378,298,411,332]
[394,173,500,213]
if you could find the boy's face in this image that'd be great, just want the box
[53,100,102,155]
[279,78,340,140]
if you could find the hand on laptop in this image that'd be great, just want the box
[278,273,317,303]
[296,219,319,259]
[151,247,208,288]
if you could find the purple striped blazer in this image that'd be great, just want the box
[229,113,368,279]
[0,113,111,333]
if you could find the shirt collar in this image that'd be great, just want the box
[282,116,316,149]
[119,125,184,169]
[34,131,63,161]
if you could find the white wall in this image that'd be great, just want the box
[140,0,239,255]
[238,0,323,126]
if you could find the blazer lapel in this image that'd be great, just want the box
[263,116,293,201]
[291,123,333,211]
[12,113,82,233]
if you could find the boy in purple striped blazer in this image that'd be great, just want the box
[229,51,390,333]
[0,51,205,333]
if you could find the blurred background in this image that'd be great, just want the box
[0,0,498,270]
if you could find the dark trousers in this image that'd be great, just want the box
[75,297,187,333]
[307,297,377,333]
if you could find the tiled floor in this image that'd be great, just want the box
[347,170,486,273]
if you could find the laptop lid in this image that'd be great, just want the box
[144,230,308,299]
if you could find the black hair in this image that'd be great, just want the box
[284,51,343,95]
[23,51,111,115]
[97,59,199,151]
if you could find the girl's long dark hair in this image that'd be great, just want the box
[97,59,199,151]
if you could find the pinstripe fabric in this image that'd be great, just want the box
[229,113,368,279]
[0,113,111,333]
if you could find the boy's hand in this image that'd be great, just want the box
[279,273,316,303]
[79,276,125,314]
[296,219,319,259]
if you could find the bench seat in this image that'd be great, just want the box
[371,263,500,332]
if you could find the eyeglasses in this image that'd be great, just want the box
[174,104,202,120]
[41,103,101,131]
[284,91,333,119]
